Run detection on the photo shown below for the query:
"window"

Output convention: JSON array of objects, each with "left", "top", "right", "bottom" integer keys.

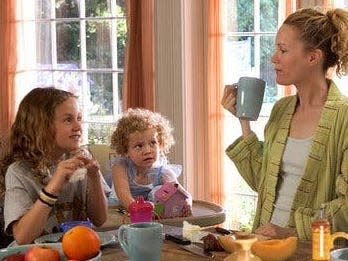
[
  {"left": 16, "top": 0, "right": 127, "bottom": 144},
  {"left": 222, "top": 0, "right": 348, "bottom": 230},
  {"left": 222, "top": 0, "right": 279, "bottom": 230}
]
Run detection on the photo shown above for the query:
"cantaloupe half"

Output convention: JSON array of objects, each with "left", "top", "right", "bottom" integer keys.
[
  {"left": 251, "top": 236, "right": 298, "bottom": 261},
  {"left": 218, "top": 235, "right": 241, "bottom": 253}
]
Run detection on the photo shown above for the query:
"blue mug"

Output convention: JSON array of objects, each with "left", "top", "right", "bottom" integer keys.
[{"left": 118, "top": 222, "right": 163, "bottom": 261}]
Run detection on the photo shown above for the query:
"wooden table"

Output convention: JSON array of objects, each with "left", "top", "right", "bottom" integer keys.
[
  {"left": 100, "top": 239, "right": 312, "bottom": 261},
  {"left": 99, "top": 227, "right": 312, "bottom": 261}
]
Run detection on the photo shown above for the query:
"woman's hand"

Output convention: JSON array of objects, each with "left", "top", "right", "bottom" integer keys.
[
  {"left": 221, "top": 84, "right": 252, "bottom": 138},
  {"left": 255, "top": 223, "right": 297, "bottom": 239},
  {"left": 221, "top": 84, "right": 238, "bottom": 116}
]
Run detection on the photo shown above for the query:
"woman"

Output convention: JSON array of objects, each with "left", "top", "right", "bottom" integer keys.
[{"left": 221, "top": 8, "right": 348, "bottom": 240}]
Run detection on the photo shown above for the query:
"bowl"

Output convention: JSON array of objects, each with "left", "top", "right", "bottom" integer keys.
[
  {"left": 330, "top": 247, "right": 348, "bottom": 261},
  {"left": 0, "top": 243, "right": 101, "bottom": 260}
]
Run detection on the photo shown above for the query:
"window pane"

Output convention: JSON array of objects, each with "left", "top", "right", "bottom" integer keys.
[
  {"left": 55, "top": 70, "right": 84, "bottom": 95},
  {"left": 36, "top": 22, "right": 52, "bottom": 65},
  {"left": 225, "top": 0, "right": 254, "bottom": 32},
  {"left": 88, "top": 123, "right": 114, "bottom": 144},
  {"left": 260, "top": 0, "right": 278, "bottom": 32},
  {"left": 36, "top": 0, "right": 52, "bottom": 19},
  {"left": 260, "top": 35, "right": 277, "bottom": 103},
  {"left": 56, "top": 22, "right": 81, "bottom": 66},
  {"left": 36, "top": 69, "right": 83, "bottom": 96},
  {"left": 88, "top": 73, "right": 113, "bottom": 116},
  {"left": 37, "top": 70, "right": 53, "bottom": 87},
  {"left": 116, "top": 0, "right": 126, "bottom": 11},
  {"left": 86, "top": 21, "right": 112, "bottom": 69},
  {"left": 86, "top": 0, "right": 111, "bottom": 17},
  {"left": 224, "top": 36, "right": 254, "bottom": 83},
  {"left": 56, "top": 0, "right": 79, "bottom": 18},
  {"left": 117, "top": 19, "right": 127, "bottom": 69},
  {"left": 118, "top": 73, "right": 124, "bottom": 102}
]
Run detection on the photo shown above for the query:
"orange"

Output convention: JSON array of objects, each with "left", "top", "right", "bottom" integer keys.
[{"left": 62, "top": 225, "right": 101, "bottom": 260}]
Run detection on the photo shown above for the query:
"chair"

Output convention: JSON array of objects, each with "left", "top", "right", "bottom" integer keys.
[
  {"left": 0, "top": 137, "right": 14, "bottom": 247},
  {"left": 87, "top": 144, "right": 118, "bottom": 188}
]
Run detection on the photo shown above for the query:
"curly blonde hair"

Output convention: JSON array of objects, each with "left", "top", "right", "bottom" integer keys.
[
  {"left": 284, "top": 8, "right": 348, "bottom": 77},
  {"left": 111, "top": 108, "right": 175, "bottom": 155}
]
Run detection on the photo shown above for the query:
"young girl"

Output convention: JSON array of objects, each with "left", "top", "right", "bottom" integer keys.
[
  {"left": 0, "top": 87, "right": 108, "bottom": 245},
  {"left": 110, "top": 108, "right": 192, "bottom": 217}
]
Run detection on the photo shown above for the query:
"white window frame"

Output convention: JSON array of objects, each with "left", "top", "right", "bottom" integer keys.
[{"left": 16, "top": 0, "right": 126, "bottom": 144}]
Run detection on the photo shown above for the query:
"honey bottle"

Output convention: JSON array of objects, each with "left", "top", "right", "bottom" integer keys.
[{"left": 312, "top": 204, "right": 331, "bottom": 261}]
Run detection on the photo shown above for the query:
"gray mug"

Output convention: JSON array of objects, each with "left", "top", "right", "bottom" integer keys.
[
  {"left": 331, "top": 248, "right": 348, "bottom": 261},
  {"left": 118, "top": 222, "right": 163, "bottom": 261},
  {"left": 236, "top": 76, "right": 266, "bottom": 121}
]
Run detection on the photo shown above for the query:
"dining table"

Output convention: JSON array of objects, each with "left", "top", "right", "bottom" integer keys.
[{"left": 99, "top": 226, "right": 312, "bottom": 261}]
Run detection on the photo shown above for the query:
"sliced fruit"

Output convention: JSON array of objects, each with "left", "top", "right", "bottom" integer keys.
[{"left": 251, "top": 236, "right": 298, "bottom": 261}]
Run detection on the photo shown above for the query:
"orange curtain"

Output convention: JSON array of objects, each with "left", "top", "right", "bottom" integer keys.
[
  {"left": 0, "top": 0, "right": 17, "bottom": 139},
  {"left": 297, "top": 0, "right": 333, "bottom": 8},
  {"left": 123, "top": 0, "right": 155, "bottom": 111},
  {"left": 206, "top": 0, "right": 224, "bottom": 204}
]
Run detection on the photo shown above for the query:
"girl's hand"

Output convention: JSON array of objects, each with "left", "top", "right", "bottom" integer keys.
[
  {"left": 255, "top": 223, "right": 297, "bottom": 239},
  {"left": 221, "top": 84, "right": 238, "bottom": 116},
  {"left": 45, "top": 156, "right": 85, "bottom": 195},
  {"left": 72, "top": 148, "right": 101, "bottom": 179},
  {"left": 79, "top": 155, "right": 101, "bottom": 179}
]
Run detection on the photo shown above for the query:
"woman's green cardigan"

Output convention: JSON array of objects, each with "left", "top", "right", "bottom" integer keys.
[{"left": 226, "top": 81, "right": 348, "bottom": 240}]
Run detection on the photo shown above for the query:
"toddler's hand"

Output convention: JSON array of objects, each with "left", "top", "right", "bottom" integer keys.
[{"left": 182, "top": 203, "right": 193, "bottom": 217}]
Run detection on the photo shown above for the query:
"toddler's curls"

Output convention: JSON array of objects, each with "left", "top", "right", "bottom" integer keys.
[{"left": 111, "top": 108, "right": 174, "bottom": 155}]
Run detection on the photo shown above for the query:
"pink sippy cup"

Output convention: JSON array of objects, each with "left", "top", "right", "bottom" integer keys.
[{"left": 128, "top": 196, "right": 154, "bottom": 223}]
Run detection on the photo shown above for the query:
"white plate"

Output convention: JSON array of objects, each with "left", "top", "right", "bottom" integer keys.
[{"left": 34, "top": 231, "right": 117, "bottom": 246}]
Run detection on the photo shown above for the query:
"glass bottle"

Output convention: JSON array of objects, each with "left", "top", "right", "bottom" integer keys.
[{"left": 312, "top": 204, "right": 331, "bottom": 261}]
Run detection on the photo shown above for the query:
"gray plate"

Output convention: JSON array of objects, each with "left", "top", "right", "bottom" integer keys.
[{"left": 34, "top": 231, "right": 117, "bottom": 246}]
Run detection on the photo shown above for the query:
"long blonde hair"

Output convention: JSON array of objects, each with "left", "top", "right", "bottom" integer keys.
[{"left": 0, "top": 87, "right": 77, "bottom": 200}]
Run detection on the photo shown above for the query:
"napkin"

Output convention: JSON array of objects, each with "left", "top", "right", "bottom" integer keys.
[{"left": 69, "top": 168, "right": 87, "bottom": 183}]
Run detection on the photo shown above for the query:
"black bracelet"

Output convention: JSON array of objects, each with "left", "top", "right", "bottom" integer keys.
[
  {"left": 41, "top": 188, "right": 58, "bottom": 199},
  {"left": 38, "top": 196, "right": 53, "bottom": 208}
]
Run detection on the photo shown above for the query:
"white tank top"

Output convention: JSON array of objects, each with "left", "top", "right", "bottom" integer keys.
[{"left": 270, "top": 136, "right": 312, "bottom": 227}]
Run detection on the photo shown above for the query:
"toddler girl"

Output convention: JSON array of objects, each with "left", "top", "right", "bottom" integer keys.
[{"left": 110, "top": 108, "right": 192, "bottom": 217}]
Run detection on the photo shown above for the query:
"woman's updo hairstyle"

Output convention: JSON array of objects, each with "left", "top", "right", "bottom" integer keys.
[{"left": 284, "top": 8, "right": 348, "bottom": 77}]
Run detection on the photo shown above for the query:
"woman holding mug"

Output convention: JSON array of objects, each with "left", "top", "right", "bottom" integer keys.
[{"left": 221, "top": 7, "right": 348, "bottom": 240}]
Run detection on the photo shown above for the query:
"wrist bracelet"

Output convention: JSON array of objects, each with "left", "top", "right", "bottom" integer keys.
[
  {"left": 38, "top": 196, "right": 54, "bottom": 208},
  {"left": 41, "top": 188, "right": 58, "bottom": 199},
  {"left": 39, "top": 189, "right": 58, "bottom": 205}
]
